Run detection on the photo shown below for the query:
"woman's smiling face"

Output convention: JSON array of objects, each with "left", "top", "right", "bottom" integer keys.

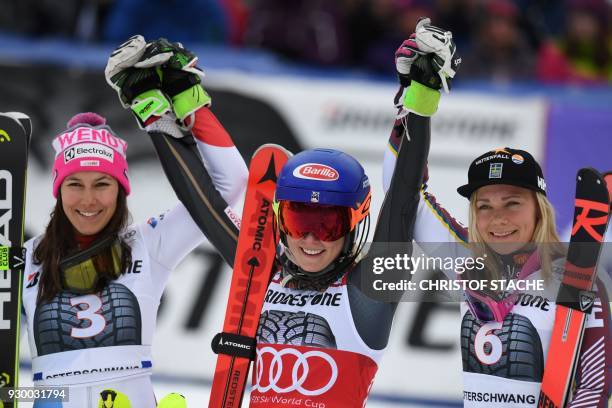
[
  {"left": 61, "top": 172, "right": 119, "bottom": 236},
  {"left": 474, "top": 184, "right": 537, "bottom": 254}
]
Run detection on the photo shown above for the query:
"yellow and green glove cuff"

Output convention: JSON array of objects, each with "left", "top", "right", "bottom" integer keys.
[
  {"left": 171, "top": 84, "right": 212, "bottom": 122},
  {"left": 403, "top": 81, "right": 441, "bottom": 117},
  {"left": 130, "top": 89, "right": 171, "bottom": 128}
]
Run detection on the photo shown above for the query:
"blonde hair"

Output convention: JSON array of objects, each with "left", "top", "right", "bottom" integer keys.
[{"left": 467, "top": 189, "right": 565, "bottom": 283}]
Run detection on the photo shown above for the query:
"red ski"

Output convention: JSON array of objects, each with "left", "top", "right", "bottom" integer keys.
[
  {"left": 209, "top": 144, "right": 290, "bottom": 408},
  {"left": 539, "top": 168, "right": 610, "bottom": 408}
]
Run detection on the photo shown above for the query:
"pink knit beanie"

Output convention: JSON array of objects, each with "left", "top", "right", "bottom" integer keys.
[{"left": 51, "top": 112, "right": 130, "bottom": 197}]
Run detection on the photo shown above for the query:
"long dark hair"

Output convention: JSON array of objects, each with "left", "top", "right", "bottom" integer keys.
[{"left": 33, "top": 188, "right": 132, "bottom": 304}]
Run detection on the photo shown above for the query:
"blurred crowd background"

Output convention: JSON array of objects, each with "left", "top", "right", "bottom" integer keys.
[{"left": 1, "top": 0, "right": 611, "bottom": 86}]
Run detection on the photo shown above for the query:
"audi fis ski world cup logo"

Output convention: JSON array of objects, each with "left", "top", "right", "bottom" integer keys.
[
  {"left": 0, "top": 129, "right": 10, "bottom": 143},
  {"left": 253, "top": 347, "right": 338, "bottom": 396},
  {"left": 0, "top": 170, "right": 12, "bottom": 331},
  {"left": 293, "top": 163, "right": 339, "bottom": 181},
  {"left": 63, "top": 143, "right": 114, "bottom": 164}
]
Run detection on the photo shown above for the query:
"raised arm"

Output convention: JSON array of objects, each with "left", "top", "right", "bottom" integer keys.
[
  {"left": 105, "top": 36, "right": 248, "bottom": 266},
  {"left": 381, "top": 21, "right": 469, "bottom": 266},
  {"left": 385, "top": 130, "right": 468, "bottom": 245},
  {"left": 373, "top": 18, "right": 463, "bottom": 254},
  {"left": 348, "top": 19, "right": 462, "bottom": 348}
]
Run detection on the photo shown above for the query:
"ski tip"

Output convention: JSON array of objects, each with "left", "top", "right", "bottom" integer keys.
[
  {"left": 0, "top": 112, "right": 32, "bottom": 140},
  {"left": 576, "top": 167, "right": 610, "bottom": 207},
  {"left": 253, "top": 143, "right": 293, "bottom": 159},
  {"left": 575, "top": 168, "right": 609, "bottom": 203},
  {"left": 576, "top": 168, "right": 602, "bottom": 183}
]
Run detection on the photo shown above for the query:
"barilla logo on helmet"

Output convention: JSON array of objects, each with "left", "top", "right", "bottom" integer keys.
[{"left": 293, "top": 163, "right": 339, "bottom": 181}]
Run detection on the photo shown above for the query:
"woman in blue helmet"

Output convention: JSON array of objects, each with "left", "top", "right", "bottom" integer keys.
[
  {"left": 273, "top": 149, "right": 371, "bottom": 289},
  {"left": 105, "top": 27, "right": 453, "bottom": 407}
]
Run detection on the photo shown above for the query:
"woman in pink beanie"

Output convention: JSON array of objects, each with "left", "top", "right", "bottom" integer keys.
[{"left": 21, "top": 72, "right": 248, "bottom": 407}]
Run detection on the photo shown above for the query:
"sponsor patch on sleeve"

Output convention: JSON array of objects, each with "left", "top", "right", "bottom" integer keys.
[{"left": 224, "top": 206, "right": 241, "bottom": 229}]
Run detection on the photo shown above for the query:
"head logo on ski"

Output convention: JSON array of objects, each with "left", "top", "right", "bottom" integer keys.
[
  {"left": 0, "top": 130, "right": 10, "bottom": 143},
  {"left": 0, "top": 113, "right": 29, "bottom": 408}
]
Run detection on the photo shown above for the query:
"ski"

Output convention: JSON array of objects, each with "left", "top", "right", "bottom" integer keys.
[
  {"left": 0, "top": 113, "right": 30, "bottom": 408},
  {"left": 538, "top": 168, "right": 610, "bottom": 408},
  {"left": 209, "top": 144, "right": 290, "bottom": 408}
]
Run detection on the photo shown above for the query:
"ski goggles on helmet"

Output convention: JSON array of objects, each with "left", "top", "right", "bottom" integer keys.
[
  {"left": 59, "top": 235, "right": 122, "bottom": 293},
  {"left": 277, "top": 201, "right": 352, "bottom": 242},
  {"left": 465, "top": 289, "right": 518, "bottom": 323}
]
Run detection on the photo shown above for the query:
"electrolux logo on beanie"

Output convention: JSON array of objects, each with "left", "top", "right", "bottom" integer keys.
[
  {"left": 63, "top": 143, "right": 115, "bottom": 164},
  {"left": 457, "top": 147, "right": 546, "bottom": 199},
  {"left": 64, "top": 147, "right": 76, "bottom": 162}
]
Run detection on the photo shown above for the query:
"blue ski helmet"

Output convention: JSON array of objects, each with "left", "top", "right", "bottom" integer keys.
[
  {"left": 275, "top": 148, "right": 370, "bottom": 213},
  {"left": 274, "top": 148, "right": 371, "bottom": 289}
]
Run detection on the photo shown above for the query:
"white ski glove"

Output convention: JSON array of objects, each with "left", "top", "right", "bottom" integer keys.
[
  {"left": 414, "top": 17, "right": 460, "bottom": 93},
  {"left": 105, "top": 35, "right": 173, "bottom": 128},
  {"left": 104, "top": 35, "right": 149, "bottom": 107}
]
